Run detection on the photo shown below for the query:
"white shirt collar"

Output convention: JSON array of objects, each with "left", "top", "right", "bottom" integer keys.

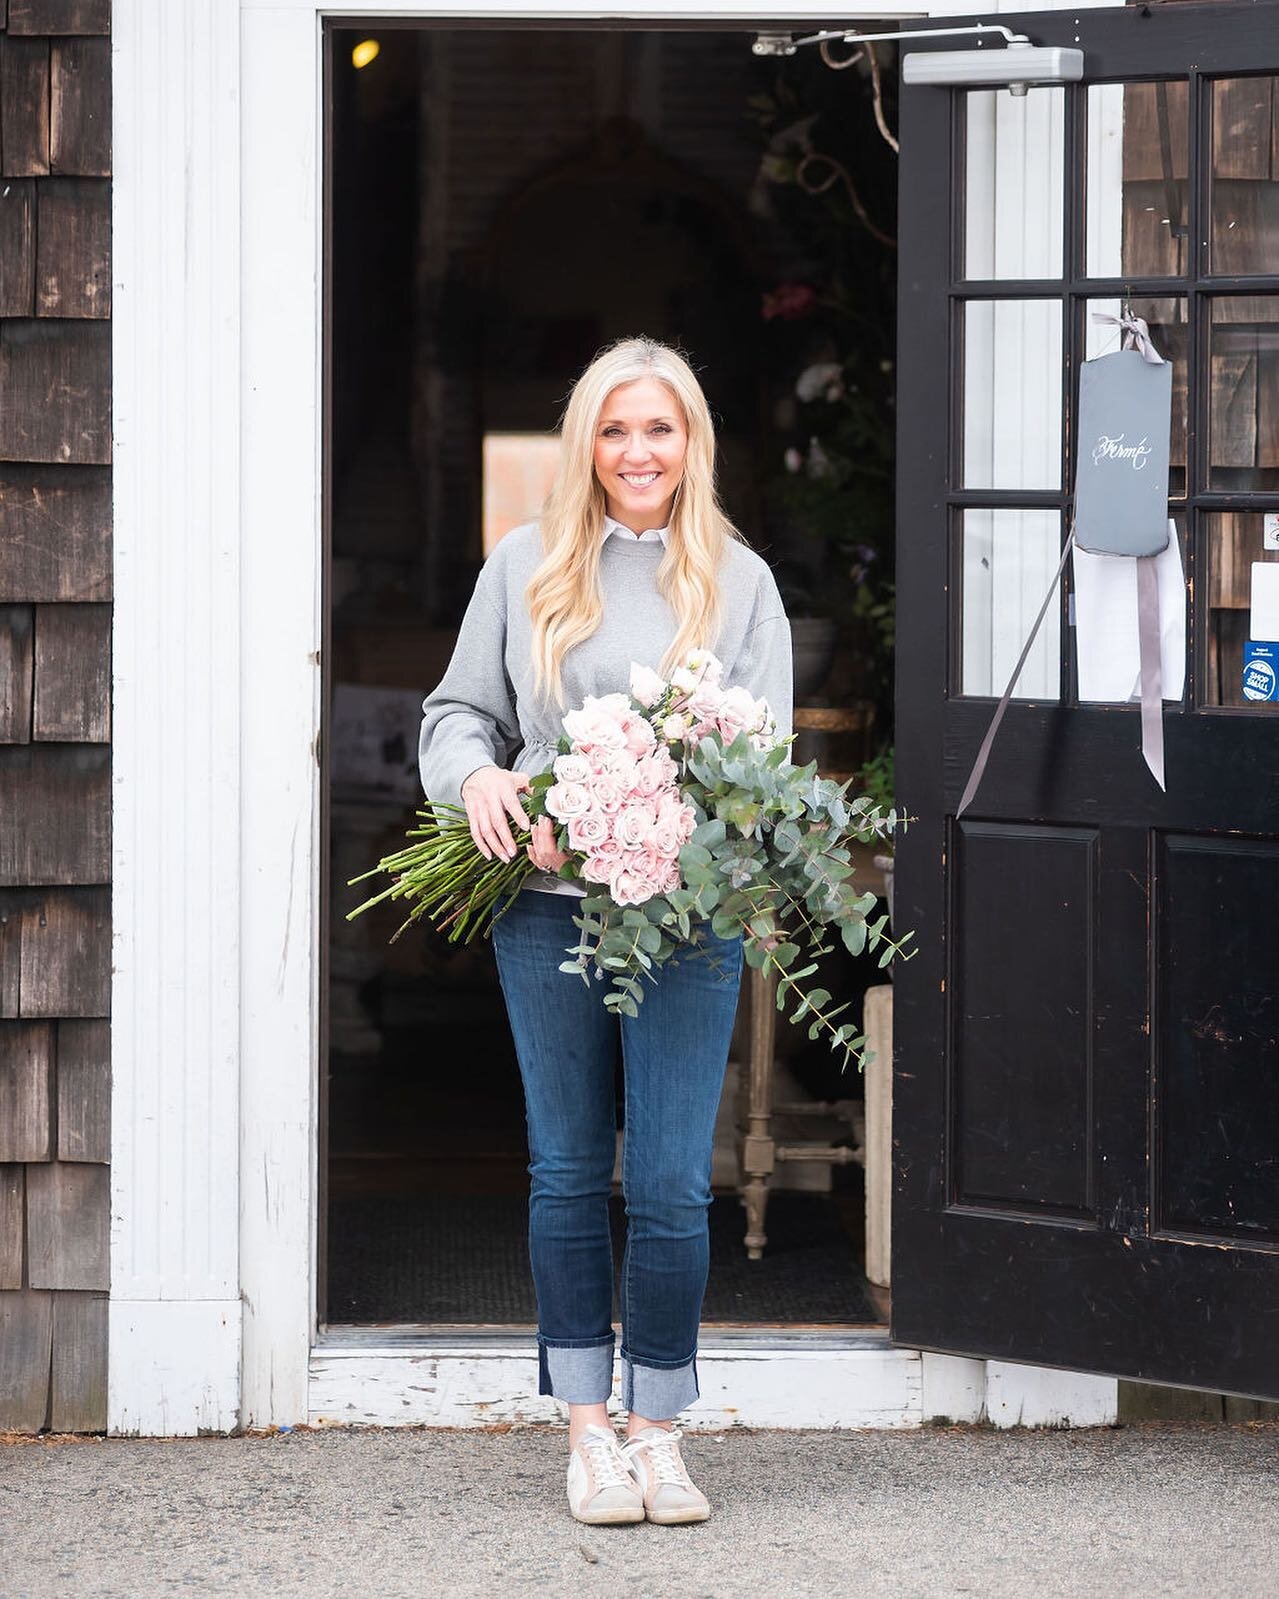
[{"left": 603, "top": 511, "right": 669, "bottom": 547}]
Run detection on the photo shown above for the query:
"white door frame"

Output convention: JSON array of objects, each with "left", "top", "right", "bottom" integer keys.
[{"left": 109, "top": 0, "right": 1119, "bottom": 1436}]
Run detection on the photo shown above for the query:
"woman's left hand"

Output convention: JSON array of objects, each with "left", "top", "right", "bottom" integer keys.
[{"left": 526, "top": 816, "right": 571, "bottom": 874}]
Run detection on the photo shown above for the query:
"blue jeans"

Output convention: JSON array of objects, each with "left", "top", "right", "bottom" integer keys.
[{"left": 490, "top": 887, "right": 744, "bottom": 1419}]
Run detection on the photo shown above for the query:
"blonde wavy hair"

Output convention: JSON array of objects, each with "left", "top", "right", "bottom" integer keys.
[{"left": 526, "top": 336, "right": 743, "bottom": 706}]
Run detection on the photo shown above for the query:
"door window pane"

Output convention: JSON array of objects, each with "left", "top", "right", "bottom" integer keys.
[
  {"left": 965, "top": 87, "right": 1064, "bottom": 280},
  {"left": 962, "top": 300, "right": 1062, "bottom": 489},
  {"left": 1086, "top": 82, "right": 1189, "bottom": 279},
  {"left": 1209, "top": 297, "right": 1279, "bottom": 491},
  {"left": 1085, "top": 297, "right": 1188, "bottom": 498},
  {"left": 961, "top": 509, "right": 1062, "bottom": 701},
  {"left": 1204, "top": 512, "right": 1279, "bottom": 708},
  {"left": 1210, "top": 77, "right": 1279, "bottom": 276}
]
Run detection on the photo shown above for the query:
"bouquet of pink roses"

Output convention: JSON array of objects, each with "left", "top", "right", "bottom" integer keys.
[
  {"left": 348, "top": 650, "right": 909, "bottom": 1070},
  {"left": 543, "top": 651, "right": 776, "bottom": 905}
]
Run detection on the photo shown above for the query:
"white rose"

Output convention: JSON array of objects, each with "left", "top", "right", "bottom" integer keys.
[{"left": 629, "top": 662, "right": 667, "bottom": 708}]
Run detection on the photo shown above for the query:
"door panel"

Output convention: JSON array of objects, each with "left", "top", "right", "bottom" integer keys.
[
  {"left": 1158, "top": 836, "right": 1279, "bottom": 1241},
  {"left": 954, "top": 823, "right": 1096, "bottom": 1216},
  {"left": 895, "top": 2, "right": 1279, "bottom": 1399}
]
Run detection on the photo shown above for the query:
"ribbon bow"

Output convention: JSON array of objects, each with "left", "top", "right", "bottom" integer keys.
[{"left": 1090, "top": 310, "right": 1166, "bottom": 366}]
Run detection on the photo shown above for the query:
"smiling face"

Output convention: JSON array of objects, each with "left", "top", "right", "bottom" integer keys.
[{"left": 592, "top": 377, "right": 688, "bottom": 533}]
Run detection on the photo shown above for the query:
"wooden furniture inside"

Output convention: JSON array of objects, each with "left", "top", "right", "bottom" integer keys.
[{"left": 734, "top": 701, "right": 888, "bottom": 1267}]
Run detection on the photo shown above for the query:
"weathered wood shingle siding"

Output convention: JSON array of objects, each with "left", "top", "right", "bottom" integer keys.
[{"left": 0, "top": 0, "right": 111, "bottom": 1435}]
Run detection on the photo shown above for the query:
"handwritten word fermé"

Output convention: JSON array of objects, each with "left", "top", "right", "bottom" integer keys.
[{"left": 1091, "top": 433, "right": 1154, "bottom": 471}]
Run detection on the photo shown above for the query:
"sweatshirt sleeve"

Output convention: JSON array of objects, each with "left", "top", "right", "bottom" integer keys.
[
  {"left": 733, "top": 567, "right": 793, "bottom": 742},
  {"left": 418, "top": 562, "right": 522, "bottom": 814}
]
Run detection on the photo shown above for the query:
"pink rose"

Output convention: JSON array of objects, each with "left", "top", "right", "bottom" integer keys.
[
  {"left": 588, "top": 775, "right": 626, "bottom": 814},
  {"left": 590, "top": 747, "right": 636, "bottom": 783},
  {"left": 615, "top": 800, "right": 659, "bottom": 850},
  {"left": 610, "top": 862, "right": 658, "bottom": 906},
  {"left": 581, "top": 838, "right": 624, "bottom": 884},
  {"left": 686, "top": 683, "right": 724, "bottom": 725},
  {"left": 618, "top": 710, "right": 658, "bottom": 760},
  {"left": 567, "top": 809, "right": 610, "bottom": 851},
  {"left": 655, "top": 857, "right": 681, "bottom": 893},
  {"left": 652, "top": 817, "right": 681, "bottom": 857},
  {"left": 563, "top": 694, "right": 630, "bottom": 751},
  {"left": 633, "top": 753, "right": 674, "bottom": 798},
  {"left": 636, "top": 844, "right": 673, "bottom": 880},
  {"left": 716, "top": 684, "right": 764, "bottom": 743},
  {"left": 654, "top": 787, "right": 684, "bottom": 821},
  {"left": 553, "top": 753, "right": 591, "bottom": 784},
  {"left": 660, "top": 712, "right": 691, "bottom": 743},
  {"left": 545, "top": 781, "right": 590, "bottom": 821}
]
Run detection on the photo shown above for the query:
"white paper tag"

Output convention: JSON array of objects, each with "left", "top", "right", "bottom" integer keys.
[
  {"left": 1250, "top": 562, "right": 1279, "bottom": 643},
  {"left": 1265, "top": 513, "right": 1279, "bottom": 552},
  {"left": 1073, "top": 521, "right": 1186, "bottom": 703}
]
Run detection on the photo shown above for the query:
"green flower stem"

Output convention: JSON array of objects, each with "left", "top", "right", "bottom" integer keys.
[
  {"left": 755, "top": 942, "right": 858, "bottom": 1068},
  {"left": 346, "top": 812, "right": 550, "bottom": 945}
]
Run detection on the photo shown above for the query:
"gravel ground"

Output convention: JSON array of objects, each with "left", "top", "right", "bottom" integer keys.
[{"left": 3, "top": 1421, "right": 1278, "bottom": 1599}]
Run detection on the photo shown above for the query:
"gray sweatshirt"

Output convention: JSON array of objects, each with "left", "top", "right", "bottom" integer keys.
[{"left": 418, "top": 519, "right": 793, "bottom": 887}]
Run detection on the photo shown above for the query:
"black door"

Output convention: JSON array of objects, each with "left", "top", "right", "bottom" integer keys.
[{"left": 895, "top": 2, "right": 1279, "bottom": 1398}]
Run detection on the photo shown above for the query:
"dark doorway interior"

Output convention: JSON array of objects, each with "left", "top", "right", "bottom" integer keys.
[{"left": 324, "top": 23, "right": 898, "bottom": 1328}]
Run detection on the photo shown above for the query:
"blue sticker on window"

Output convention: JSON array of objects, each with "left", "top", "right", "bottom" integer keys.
[{"left": 1242, "top": 640, "right": 1278, "bottom": 703}]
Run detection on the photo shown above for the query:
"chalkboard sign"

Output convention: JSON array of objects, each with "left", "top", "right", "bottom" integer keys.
[{"left": 1074, "top": 348, "right": 1172, "bottom": 559}]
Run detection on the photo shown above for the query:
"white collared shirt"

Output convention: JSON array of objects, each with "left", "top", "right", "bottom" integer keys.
[{"left": 602, "top": 511, "right": 670, "bottom": 547}]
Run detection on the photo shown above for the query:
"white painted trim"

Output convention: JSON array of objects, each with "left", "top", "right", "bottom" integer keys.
[
  {"left": 307, "top": 1336, "right": 1119, "bottom": 1429},
  {"left": 109, "top": 0, "right": 245, "bottom": 1436},
  {"left": 310, "top": 1331, "right": 925, "bottom": 1430},
  {"left": 108, "top": 1302, "right": 242, "bottom": 1437},
  {"left": 920, "top": 1352, "right": 987, "bottom": 1424},
  {"left": 985, "top": 1362, "right": 1118, "bottom": 1428},
  {"left": 237, "top": 0, "right": 327, "bottom": 1435}
]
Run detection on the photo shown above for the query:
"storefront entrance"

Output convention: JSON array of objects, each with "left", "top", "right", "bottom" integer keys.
[
  {"left": 105, "top": 0, "right": 1279, "bottom": 1434},
  {"left": 321, "top": 22, "right": 898, "bottom": 1338}
]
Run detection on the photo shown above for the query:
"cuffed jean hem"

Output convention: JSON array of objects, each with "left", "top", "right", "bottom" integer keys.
[
  {"left": 621, "top": 1350, "right": 699, "bottom": 1420},
  {"left": 539, "top": 1335, "right": 616, "bottom": 1404}
]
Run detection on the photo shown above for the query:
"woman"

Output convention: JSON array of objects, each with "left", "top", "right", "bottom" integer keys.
[{"left": 418, "top": 336, "right": 792, "bottom": 1525}]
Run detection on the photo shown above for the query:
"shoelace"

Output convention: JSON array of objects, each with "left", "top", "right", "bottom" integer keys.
[
  {"left": 622, "top": 1426, "right": 688, "bottom": 1486},
  {"left": 579, "top": 1426, "right": 631, "bottom": 1490}
]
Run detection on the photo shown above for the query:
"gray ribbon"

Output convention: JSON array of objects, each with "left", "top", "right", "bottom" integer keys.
[
  {"left": 956, "top": 535, "right": 1075, "bottom": 819},
  {"left": 957, "top": 530, "right": 1168, "bottom": 817},
  {"left": 1136, "top": 551, "right": 1166, "bottom": 790},
  {"left": 1089, "top": 310, "right": 1167, "bottom": 367}
]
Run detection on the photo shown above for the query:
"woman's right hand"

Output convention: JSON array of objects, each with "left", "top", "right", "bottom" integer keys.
[{"left": 459, "top": 766, "right": 533, "bottom": 863}]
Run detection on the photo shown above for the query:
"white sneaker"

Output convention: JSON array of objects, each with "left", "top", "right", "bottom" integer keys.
[
  {"left": 622, "top": 1426, "right": 711, "bottom": 1524},
  {"left": 566, "top": 1424, "right": 645, "bottom": 1525}
]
